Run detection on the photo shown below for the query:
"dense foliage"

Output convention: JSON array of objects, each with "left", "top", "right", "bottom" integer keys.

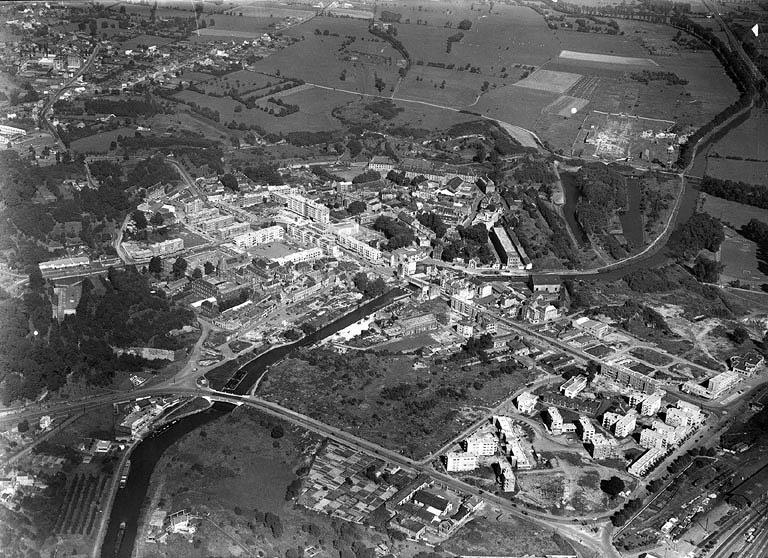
[
  {"left": 372, "top": 216, "right": 416, "bottom": 250},
  {"left": 0, "top": 267, "right": 195, "bottom": 404},
  {"left": 574, "top": 164, "right": 627, "bottom": 235},
  {"left": 667, "top": 212, "right": 724, "bottom": 259},
  {"left": 698, "top": 176, "right": 768, "bottom": 209},
  {"left": 416, "top": 212, "right": 447, "bottom": 238}
]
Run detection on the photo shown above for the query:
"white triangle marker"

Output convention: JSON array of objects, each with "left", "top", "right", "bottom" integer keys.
[{"left": 752, "top": 24, "right": 759, "bottom": 37}]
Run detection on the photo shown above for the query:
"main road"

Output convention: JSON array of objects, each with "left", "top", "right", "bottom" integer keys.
[{"left": 39, "top": 44, "right": 101, "bottom": 148}]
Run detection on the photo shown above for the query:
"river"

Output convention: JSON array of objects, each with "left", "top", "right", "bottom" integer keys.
[
  {"left": 100, "top": 403, "right": 233, "bottom": 558},
  {"left": 99, "top": 287, "right": 408, "bottom": 558}
]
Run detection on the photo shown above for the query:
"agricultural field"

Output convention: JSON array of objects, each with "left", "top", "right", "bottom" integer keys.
[
  {"left": 717, "top": 227, "right": 768, "bottom": 288},
  {"left": 256, "top": 15, "right": 401, "bottom": 94},
  {"left": 700, "top": 193, "right": 768, "bottom": 230},
  {"left": 705, "top": 158, "right": 768, "bottom": 186},
  {"left": 70, "top": 127, "right": 136, "bottom": 154},
  {"left": 256, "top": 347, "right": 536, "bottom": 459}
]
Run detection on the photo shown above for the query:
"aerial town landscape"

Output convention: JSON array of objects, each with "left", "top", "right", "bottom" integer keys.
[{"left": 0, "top": 0, "right": 767, "bottom": 557}]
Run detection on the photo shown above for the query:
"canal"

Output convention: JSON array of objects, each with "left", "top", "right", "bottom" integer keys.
[
  {"left": 99, "top": 287, "right": 408, "bottom": 557},
  {"left": 100, "top": 403, "right": 233, "bottom": 558}
]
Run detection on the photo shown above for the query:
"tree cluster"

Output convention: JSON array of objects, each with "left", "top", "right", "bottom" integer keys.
[
  {"left": 372, "top": 216, "right": 416, "bottom": 250},
  {"left": 699, "top": 176, "right": 768, "bottom": 209},
  {"left": 667, "top": 212, "right": 724, "bottom": 260},
  {"left": 352, "top": 272, "right": 387, "bottom": 298},
  {"left": 574, "top": 164, "right": 627, "bottom": 235}
]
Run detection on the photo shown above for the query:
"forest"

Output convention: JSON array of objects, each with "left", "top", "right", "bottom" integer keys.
[{"left": 0, "top": 267, "right": 195, "bottom": 404}]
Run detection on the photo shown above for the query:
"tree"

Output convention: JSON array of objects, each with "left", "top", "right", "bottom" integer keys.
[
  {"left": 27, "top": 265, "right": 44, "bottom": 292},
  {"left": 600, "top": 476, "right": 625, "bottom": 497},
  {"left": 353, "top": 272, "right": 369, "bottom": 293},
  {"left": 149, "top": 212, "right": 164, "bottom": 229},
  {"left": 692, "top": 255, "right": 723, "bottom": 283},
  {"left": 172, "top": 257, "right": 188, "bottom": 279},
  {"left": 347, "top": 200, "right": 366, "bottom": 215},
  {"left": 731, "top": 326, "right": 750, "bottom": 345},
  {"left": 132, "top": 210, "right": 147, "bottom": 230},
  {"left": 191, "top": 267, "right": 203, "bottom": 279},
  {"left": 457, "top": 19, "right": 472, "bottom": 30},
  {"left": 148, "top": 256, "right": 163, "bottom": 275},
  {"left": 17, "top": 419, "right": 29, "bottom": 433},
  {"left": 204, "top": 261, "right": 215, "bottom": 275},
  {"left": 220, "top": 173, "right": 239, "bottom": 192}
]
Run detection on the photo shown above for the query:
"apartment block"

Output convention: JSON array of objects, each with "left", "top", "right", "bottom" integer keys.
[
  {"left": 274, "top": 247, "right": 324, "bottom": 266},
  {"left": 464, "top": 432, "right": 497, "bottom": 456},
  {"left": 498, "top": 461, "right": 516, "bottom": 492},
  {"left": 548, "top": 407, "right": 563, "bottom": 435},
  {"left": 579, "top": 416, "right": 596, "bottom": 443},
  {"left": 665, "top": 401, "right": 704, "bottom": 428},
  {"left": 615, "top": 412, "right": 637, "bottom": 438},
  {"left": 590, "top": 433, "right": 620, "bottom": 460},
  {"left": 281, "top": 194, "right": 330, "bottom": 224},
  {"left": 232, "top": 225, "right": 285, "bottom": 249},
  {"left": 601, "top": 361, "right": 662, "bottom": 394},
  {"left": 216, "top": 222, "right": 251, "bottom": 240},
  {"left": 445, "top": 452, "right": 477, "bottom": 472},
  {"left": 628, "top": 447, "right": 666, "bottom": 477},
  {"left": 334, "top": 231, "right": 383, "bottom": 262},
  {"left": 641, "top": 392, "right": 664, "bottom": 416}
]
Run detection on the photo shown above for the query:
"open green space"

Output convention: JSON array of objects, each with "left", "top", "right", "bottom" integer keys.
[{"left": 257, "top": 347, "right": 536, "bottom": 459}]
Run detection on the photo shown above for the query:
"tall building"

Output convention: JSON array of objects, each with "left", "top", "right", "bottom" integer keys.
[
  {"left": 498, "top": 460, "right": 515, "bottom": 492},
  {"left": 590, "top": 433, "right": 620, "bottom": 460},
  {"left": 615, "top": 412, "right": 637, "bottom": 438},
  {"left": 579, "top": 416, "right": 596, "bottom": 443},
  {"left": 548, "top": 407, "right": 563, "bottom": 435},
  {"left": 641, "top": 392, "right": 664, "bottom": 416},
  {"left": 284, "top": 194, "right": 330, "bottom": 224}
]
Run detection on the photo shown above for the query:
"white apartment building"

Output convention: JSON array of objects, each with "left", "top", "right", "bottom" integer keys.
[
  {"left": 273, "top": 247, "right": 323, "bottom": 266},
  {"left": 464, "top": 432, "right": 498, "bottom": 456},
  {"left": 602, "top": 412, "right": 621, "bottom": 429},
  {"left": 591, "top": 433, "right": 620, "bottom": 460},
  {"left": 232, "top": 225, "right": 284, "bottom": 248},
  {"left": 334, "top": 232, "right": 383, "bottom": 263},
  {"left": 216, "top": 222, "right": 250, "bottom": 240},
  {"left": 641, "top": 392, "right": 664, "bottom": 416},
  {"left": 516, "top": 391, "right": 538, "bottom": 415},
  {"left": 628, "top": 447, "right": 666, "bottom": 477},
  {"left": 548, "top": 407, "right": 563, "bottom": 435},
  {"left": 198, "top": 214, "right": 235, "bottom": 232},
  {"left": 498, "top": 461, "right": 516, "bottom": 492},
  {"left": 279, "top": 193, "right": 330, "bottom": 224},
  {"left": 615, "top": 412, "right": 637, "bottom": 438},
  {"left": 579, "top": 416, "right": 596, "bottom": 443},
  {"left": 666, "top": 401, "right": 704, "bottom": 428},
  {"left": 186, "top": 207, "right": 219, "bottom": 225},
  {"left": 445, "top": 452, "right": 478, "bottom": 472},
  {"left": 561, "top": 375, "right": 588, "bottom": 398}
]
